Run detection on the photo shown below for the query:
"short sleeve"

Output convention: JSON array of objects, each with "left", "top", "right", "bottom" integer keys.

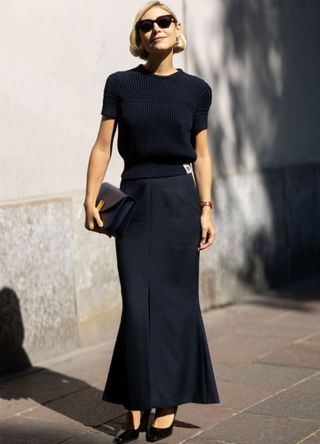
[
  {"left": 101, "top": 73, "right": 118, "bottom": 117},
  {"left": 192, "top": 83, "right": 212, "bottom": 132}
]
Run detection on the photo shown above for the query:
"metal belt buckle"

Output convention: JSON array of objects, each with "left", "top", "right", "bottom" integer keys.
[{"left": 183, "top": 163, "right": 192, "bottom": 174}]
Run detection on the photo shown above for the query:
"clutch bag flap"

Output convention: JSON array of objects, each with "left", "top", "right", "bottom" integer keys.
[
  {"left": 93, "top": 182, "right": 136, "bottom": 238},
  {"left": 95, "top": 182, "right": 133, "bottom": 212}
]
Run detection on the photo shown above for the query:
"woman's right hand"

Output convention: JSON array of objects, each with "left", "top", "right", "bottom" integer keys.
[{"left": 84, "top": 201, "right": 104, "bottom": 231}]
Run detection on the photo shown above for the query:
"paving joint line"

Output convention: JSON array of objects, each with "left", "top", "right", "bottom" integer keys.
[
  {"left": 296, "top": 428, "right": 320, "bottom": 444},
  {"left": 293, "top": 330, "right": 320, "bottom": 344},
  {"left": 234, "top": 369, "right": 320, "bottom": 416},
  {"left": 179, "top": 369, "right": 320, "bottom": 443}
]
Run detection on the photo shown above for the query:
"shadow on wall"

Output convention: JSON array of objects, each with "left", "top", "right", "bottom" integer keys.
[
  {"left": 0, "top": 287, "right": 32, "bottom": 375},
  {"left": 189, "top": 0, "right": 320, "bottom": 293}
]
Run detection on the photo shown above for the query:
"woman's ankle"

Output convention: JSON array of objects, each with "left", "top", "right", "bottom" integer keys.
[
  {"left": 124, "top": 410, "right": 142, "bottom": 430},
  {"left": 152, "top": 407, "right": 175, "bottom": 428}
]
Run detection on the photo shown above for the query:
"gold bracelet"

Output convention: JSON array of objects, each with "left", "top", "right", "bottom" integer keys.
[{"left": 200, "top": 201, "right": 213, "bottom": 209}]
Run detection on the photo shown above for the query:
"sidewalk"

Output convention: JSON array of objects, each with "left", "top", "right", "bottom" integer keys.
[{"left": 0, "top": 275, "right": 319, "bottom": 444}]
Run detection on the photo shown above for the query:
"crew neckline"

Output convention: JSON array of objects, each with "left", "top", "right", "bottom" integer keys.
[{"left": 138, "top": 64, "right": 183, "bottom": 78}]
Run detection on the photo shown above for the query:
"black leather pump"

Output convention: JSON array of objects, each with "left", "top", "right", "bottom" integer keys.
[
  {"left": 146, "top": 406, "right": 178, "bottom": 442},
  {"left": 114, "top": 409, "right": 151, "bottom": 443}
]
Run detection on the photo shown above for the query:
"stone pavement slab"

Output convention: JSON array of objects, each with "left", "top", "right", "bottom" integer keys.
[
  {"left": 256, "top": 341, "right": 320, "bottom": 369},
  {"left": 185, "top": 413, "right": 320, "bottom": 444},
  {"left": 0, "top": 415, "right": 87, "bottom": 444},
  {"left": 245, "top": 372, "right": 320, "bottom": 421},
  {"left": 0, "top": 274, "right": 319, "bottom": 443}
]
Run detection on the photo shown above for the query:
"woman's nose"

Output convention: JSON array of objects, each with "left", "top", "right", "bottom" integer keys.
[{"left": 152, "top": 22, "right": 162, "bottom": 32}]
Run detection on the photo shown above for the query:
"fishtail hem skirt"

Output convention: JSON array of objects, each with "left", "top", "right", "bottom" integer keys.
[{"left": 102, "top": 172, "right": 220, "bottom": 410}]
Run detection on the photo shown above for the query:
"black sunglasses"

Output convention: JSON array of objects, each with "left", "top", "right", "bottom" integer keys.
[{"left": 135, "top": 14, "right": 176, "bottom": 33}]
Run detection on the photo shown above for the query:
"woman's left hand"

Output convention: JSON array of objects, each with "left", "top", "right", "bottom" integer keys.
[{"left": 198, "top": 208, "right": 217, "bottom": 251}]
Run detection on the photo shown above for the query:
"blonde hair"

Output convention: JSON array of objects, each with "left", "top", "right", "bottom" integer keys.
[{"left": 129, "top": 1, "right": 187, "bottom": 60}]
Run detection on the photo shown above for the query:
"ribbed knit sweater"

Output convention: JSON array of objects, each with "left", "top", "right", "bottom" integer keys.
[{"left": 101, "top": 63, "right": 212, "bottom": 179}]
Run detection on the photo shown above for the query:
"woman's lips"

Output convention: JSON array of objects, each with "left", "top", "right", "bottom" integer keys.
[{"left": 152, "top": 37, "right": 165, "bottom": 42}]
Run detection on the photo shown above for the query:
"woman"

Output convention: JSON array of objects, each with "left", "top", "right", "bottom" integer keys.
[{"left": 84, "top": 1, "right": 220, "bottom": 442}]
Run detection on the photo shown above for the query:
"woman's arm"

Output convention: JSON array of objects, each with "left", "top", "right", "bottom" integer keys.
[
  {"left": 83, "top": 116, "right": 117, "bottom": 230},
  {"left": 192, "top": 128, "right": 217, "bottom": 251}
]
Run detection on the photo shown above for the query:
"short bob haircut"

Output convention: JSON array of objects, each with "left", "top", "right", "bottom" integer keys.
[{"left": 129, "top": 1, "right": 187, "bottom": 60}]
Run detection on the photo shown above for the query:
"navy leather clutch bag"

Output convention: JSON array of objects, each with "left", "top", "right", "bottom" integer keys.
[{"left": 92, "top": 182, "right": 136, "bottom": 238}]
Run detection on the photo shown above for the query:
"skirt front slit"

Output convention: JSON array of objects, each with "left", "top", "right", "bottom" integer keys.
[{"left": 102, "top": 173, "right": 220, "bottom": 410}]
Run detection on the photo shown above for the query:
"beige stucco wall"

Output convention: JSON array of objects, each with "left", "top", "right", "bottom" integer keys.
[{"left": 0, "top": 0, "right": 185, "bottom": 201}]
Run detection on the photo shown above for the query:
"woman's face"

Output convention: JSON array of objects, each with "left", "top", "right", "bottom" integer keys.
[{"left": 138, "top": 6, "right": 181, "bottom": 56}]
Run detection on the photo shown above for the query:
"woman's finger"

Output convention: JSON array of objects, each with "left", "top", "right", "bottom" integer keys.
[
  {"left": 207, "top": 230, "right": 214, "bottom": 245},
  {"left": 198, "top": 228, "right": 209, "bottom": 250},
  {"left": 86, "top": 214, "right": 95, "bottom": 230},
  {"left": 201, "top": 228, "right": 208, "bottom": 244},
  {"left": 208, "top": 224, "right": 218, "bottom": 243},
  {"left": 93, "top": 208, "right": 104, "bottom": 228},
  {"left": 84, "top": 207, "right": 101, "bottom": 230}
]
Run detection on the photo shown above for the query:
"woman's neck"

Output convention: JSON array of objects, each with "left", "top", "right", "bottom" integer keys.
[{"left": 143, "top": 57, "right": 176, "bottom": 76}]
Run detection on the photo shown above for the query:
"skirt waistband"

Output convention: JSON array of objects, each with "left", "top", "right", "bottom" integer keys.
[{"left": 121, "top": 161, "right": 193, "bottom": 180}]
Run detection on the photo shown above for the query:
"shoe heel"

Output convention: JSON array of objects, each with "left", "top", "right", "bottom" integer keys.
[
  {"left": 140, "top": 409, "right": 151, "bottom": 432},
  {"left": 114, "top": 409, "right": 151, "bottom": 443}
]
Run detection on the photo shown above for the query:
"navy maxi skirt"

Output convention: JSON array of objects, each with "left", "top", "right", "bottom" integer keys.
[{"left": 102, "top": 171, "right": 220, "bottom": 410}]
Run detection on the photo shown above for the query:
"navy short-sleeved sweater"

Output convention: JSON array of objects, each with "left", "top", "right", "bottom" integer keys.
[{"left": 101, "top": 63, "right": 212, "bottom": 179}]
